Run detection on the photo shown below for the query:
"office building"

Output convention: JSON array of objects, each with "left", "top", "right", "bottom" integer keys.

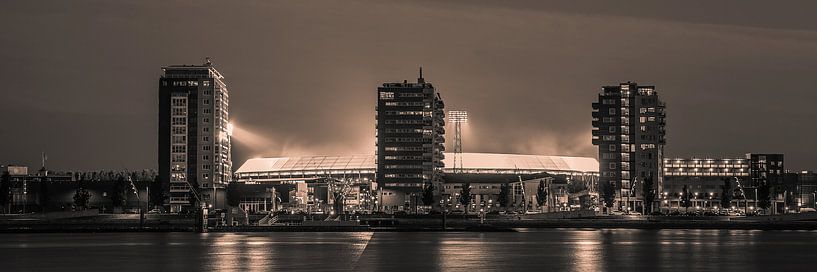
[{"left": 159, "top": 59, "right": 232, "bottom": 212}]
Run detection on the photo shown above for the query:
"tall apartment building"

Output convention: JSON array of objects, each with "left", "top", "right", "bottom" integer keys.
[
  {"left": 375, "top": 69, "right": 445, "bottom": 205},
  {"left": 592, "top": 82, "right": 666, "bottom": 211},
  {"left": 159, "top": 59, "right": 232, "bottom": 212}
]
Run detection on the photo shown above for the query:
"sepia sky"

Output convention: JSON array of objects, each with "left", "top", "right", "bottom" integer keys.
[{"left": 1, "top": 0, "right": 816, "bottom": 171}]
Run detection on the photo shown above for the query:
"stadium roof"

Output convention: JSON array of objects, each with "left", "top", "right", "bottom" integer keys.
[{"left": 236, "top": 152, "right": 598, "bottom": 174}]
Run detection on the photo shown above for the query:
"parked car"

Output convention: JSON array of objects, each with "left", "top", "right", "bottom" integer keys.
[{"left": 799, "top": 208, "right": 816, "bottom": 213}]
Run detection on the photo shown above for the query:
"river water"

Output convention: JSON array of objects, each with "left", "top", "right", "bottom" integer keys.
[{"left": 1, "top": 229, "right": 815, "bottom": 271}]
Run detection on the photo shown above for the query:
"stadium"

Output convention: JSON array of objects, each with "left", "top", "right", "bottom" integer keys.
[{"left": 233, "top": 153, "right": 599, "bottom": 213}]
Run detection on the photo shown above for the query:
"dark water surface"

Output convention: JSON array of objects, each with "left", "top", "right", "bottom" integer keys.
[{"left": 2, "top": 229, "right": 816, "bottom": 271}]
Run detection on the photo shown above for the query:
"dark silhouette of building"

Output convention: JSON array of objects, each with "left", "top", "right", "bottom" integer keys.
[
  {"left": 159, "top": 59, "right": 232, "bottom": 212},
  {"left": 592, "top": 82, "right": 666, "bottom": 212},
  {"left": 375, "top": 68, "right": 445, "bottom": 206}
]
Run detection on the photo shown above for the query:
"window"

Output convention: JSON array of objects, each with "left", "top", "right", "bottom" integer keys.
[
  {"left": 603, "top": 99, "right": 616, "bottom": 105},
  {"left": 379, "top": 92, "right": 395, "bottom": 100},
  {"left": 203, "top": 81, "right": 210, "bottom": 87},
  {"left": 608, "top": 108, "right": 616, "bottom": 115},
  {"left": 609, "top": 163, "right": 617, "bottom": 170},
  {"left": 203, "top": 145, "right": 211, "bottom": 151},
  {"left": 608, "top": 127, "right": 616, "bottom": 133},
  {"left": 603, "top": 135, "right": 616, "bottom": 141},
  {"left": 171, "top": 145, "right": 185, "bottom": 153},
  {"left": 171, "top": 98, "right": 187, "bottom": 107},
  {"left": 203, "top": 99, "right": 210, "bottom": 105},
  {"left": 173, "top": 117, "right": 187, "bottom": 125},
  {"left": 608, "top": 145, "right": 616, "bottom": 151},
  {"left": 171, "top": 154, "right": 185, "bottom": 162},
  {"left": 400, "top": 93, "right": 424, "bottom": 98},
  {"left": 602, "top": 153, "right": 616, "bottom": 159},
  {"left": 172, "top": 136, "right": 186, "bottom": 144}
]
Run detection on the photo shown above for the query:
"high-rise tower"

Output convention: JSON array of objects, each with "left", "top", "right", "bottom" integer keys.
[
  {"left": 375, "top": 68, "right": 445, "bottom": 203},
  {"left": 592, "top": 82, "right": 666, "bottom": 212},
  {"left": 159, "top": 59, "right": 232, "bottom": 212}
]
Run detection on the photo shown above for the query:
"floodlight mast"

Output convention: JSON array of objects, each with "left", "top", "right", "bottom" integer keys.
[{"left": 448, "top": 110, "right": 468, "bottom": 174}]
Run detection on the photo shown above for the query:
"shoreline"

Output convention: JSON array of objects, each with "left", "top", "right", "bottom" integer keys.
[{"left": 3, "top": 216, "right": 817, "bottom": 233}]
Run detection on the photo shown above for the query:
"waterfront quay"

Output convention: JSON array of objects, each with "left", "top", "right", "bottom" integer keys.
[{"left": 4, "top": 211, "right": 817, "bottom": 233}]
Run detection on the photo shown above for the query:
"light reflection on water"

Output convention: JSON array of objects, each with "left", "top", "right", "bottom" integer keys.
[{"left": 1, "top": 229, "right": 816, "bottom": 271}]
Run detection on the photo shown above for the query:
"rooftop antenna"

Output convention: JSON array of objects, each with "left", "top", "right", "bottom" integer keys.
[
  {"left": 418, "top": 66, "right": 425, "bottom": 83},
  {"left": 205, "top": 56, "right": 212, "bottom": 66}
]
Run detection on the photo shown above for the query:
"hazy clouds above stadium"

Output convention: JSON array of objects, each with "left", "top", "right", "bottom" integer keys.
[{"left": 2, "top": 0, "right": 816, "bottom": 170}]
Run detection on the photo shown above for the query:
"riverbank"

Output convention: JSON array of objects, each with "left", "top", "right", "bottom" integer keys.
[{"left": 3, "top": 213, "right": 817, "bottom": 233}]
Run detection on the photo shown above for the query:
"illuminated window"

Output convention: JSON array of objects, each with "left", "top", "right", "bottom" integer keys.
[{"left": 379, "top": 92, "right": 395, "bottom": 100}]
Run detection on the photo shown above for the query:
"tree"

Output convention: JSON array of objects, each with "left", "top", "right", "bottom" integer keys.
[
  {"left": 643, "top": 176, "right": 656, "bottom": 214},
  {"left": 73, "top": 185, "right": 92, "bottom": 210},
  {"left": 0, "top": 171, "right": 10, "bottom": 213},
  {"left": 149, "top": 175, "right": 165, "bottom": 209},
  {"left": 39, "top": 179, "right": 50, "bottom": 212},
  {"left": 681, "top": 185, "right": 692, "bottom": 211},
  {"left": 111, "top": 176, "right": 128, "bottom": 209},
  {"left": 421, "top": 182, "right": 435, "bottom": 206},
  {"left": 226, "top": 182, "right": 241, "bottom": 207},
  {"left": 720, "top": 178, "right": 732, "bottom": 210},
  {"left": 498, "top": 183, "right": 510, "bottom": 209},
  {"left": 600, "top": 181, "right": 615, "bottom": 213},
  {"left": 187, "top": 190, "right": 199, "bottom": 208},
  {"left": 458, "top": 183, "right": 471, "bottom": 214},
  {"left": 757, "top": 181, "right": 771, "bottom": 212},
  {"left": 536, "top": 179, "right": 547, "bottom": 212}
]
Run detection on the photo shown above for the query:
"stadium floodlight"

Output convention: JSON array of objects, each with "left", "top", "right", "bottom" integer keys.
[
  {"left": 226, "top": 122, "right": 234, "bottom": 137},
  {"left": 448, "top": 110, "right": 468, "bottom": 173},
  {"left": 448, "top": 110, "right": 468, "bottom": 124}
]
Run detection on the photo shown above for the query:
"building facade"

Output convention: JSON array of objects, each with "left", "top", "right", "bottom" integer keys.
[
  {"left": 592, "top": 82, "right": 666, "bottom": 212},
  {"left": 662, "top": 154, "right": 796, "bottom": 213},
  {"left": 375, "top": 69, "right": 445, "bottom": 194},
  {"left": 159, "top": 59, "right": 232, "bottom": 212},
  {"left": 663, "top": 157, "right": 749, "bottom": 210}
]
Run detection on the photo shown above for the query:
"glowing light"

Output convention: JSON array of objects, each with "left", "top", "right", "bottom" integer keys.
[
  {"left": 226, "top": 122, "right": 234, "bottom": 136},
  {"left": 448, "top": 110, "right": 468, "bottom": 123}
]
